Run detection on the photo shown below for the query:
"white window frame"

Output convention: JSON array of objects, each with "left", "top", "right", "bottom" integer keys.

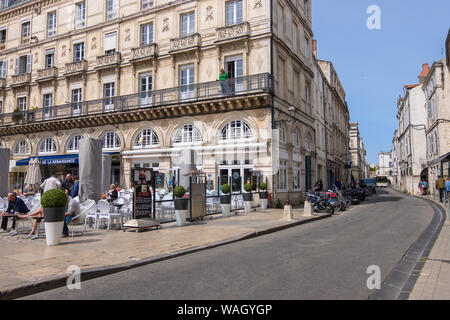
[
  {"left": 141, "top": 0, "right": 154, "bottom": 10},
  {"left": 38, "top": 137, "right": 57, "bottom": 154},
  {"left": 293, "top": 161, "right": 301, "bottom": 190},
  {"left": 45, "top": 48, "right": 55, "bottom": 68},
  {"left": 173, "top": 124, "right": 203, "bottom": 145},
  {"left": 180, "top": 12, "right": 195, "bottom": 37},
  {"left": 140, "top": 22, "right": 154, "bottom": 45},
  {"left": 133, "top": 129, "right": 159, "bottom": 149},
  {"left": 47, "top": 11, "right": 56, "bottom": 37},
  {"left": 14, "top": 140, "right": 29, "bottom": 155},
  {"left": 75, "top": 2, "right": 86, "bottom": 29},
  {"left": 67, "top": 135, "right": 84, "bottom": 153},
  {"left": 104, "top": 32, "right": 117, "bottom": 55},
  {"left": 17, "top": 96, "right": 27, "bottom": 111},
  {"left": 106, "top": 0, "right": 118, "bottom": 20},
  {"left": 219, "top": 120, "right": 253, "bottom": 142},
  {"left": 277, "top": 159, "right": 288, "bottom": 191},
  {"left": 102, "top": 131, "right": 121, "bottom": 150},
  {"left": 73, "top": 42, "right": 85, "bottom": 62},
  {"left": 103, "top": 81, "right": 115, "bottom": 111},
  {"left": 226, "top": 0, "right": 243, "bottom": 26},
  {"left": 21, "top": 19, "right": 30, "bottom": 38},
  {"left": 0, "top": 59, "right": 7, "bottom": 78}
]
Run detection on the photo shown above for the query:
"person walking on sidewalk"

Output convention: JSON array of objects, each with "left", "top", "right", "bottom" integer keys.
[
  {"left": 418, "top": 180, "right": 423, "bottom": 195},
  {"left": 436, "top": 176, "right": 446, "bottom": 203},
  {"left": 445, "top": 177, "right": 450, "bottom": 204},
  {"left": 422, "top": 179, "right": 428, "bottom": 195}
]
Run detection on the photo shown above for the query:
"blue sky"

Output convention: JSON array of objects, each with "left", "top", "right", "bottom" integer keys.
[{"left": 312, "top": 0, "right": 450, "bottom": 164}]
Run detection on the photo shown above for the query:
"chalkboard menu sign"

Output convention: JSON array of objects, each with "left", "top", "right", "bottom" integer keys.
[{"left": 132, "top": 168, "right": 154, "bottom": 219}]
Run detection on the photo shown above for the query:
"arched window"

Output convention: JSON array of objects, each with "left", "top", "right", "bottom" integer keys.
[
  {"left": 102, "top": 132, "right": 121, "bottom": 150},
  {"left": 39, "top": 137, "right": 57, "bottom": 154},
  {"left": 14, "top": 140, "right": 29, "bottom": 155},
  {"left": 173, "top": 125, "right": 202, "bottom": 144},
  {"left": 220, "top": 120, "right": 253, "bottom": 141},
  {"left": 67, "top": 135, "right": 84, "bottom": 152},
  {"left": 133, "top": 129, "right": 159, "bottom": 149}
]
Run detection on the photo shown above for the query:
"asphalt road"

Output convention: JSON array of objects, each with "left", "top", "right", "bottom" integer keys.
[{"left": 22, "top": 188, "right": 435, "bottom": 300}]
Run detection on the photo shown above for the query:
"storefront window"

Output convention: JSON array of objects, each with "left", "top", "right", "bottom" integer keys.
[{"left": 278, "top": 159, "right": 288, "bottom": 191}]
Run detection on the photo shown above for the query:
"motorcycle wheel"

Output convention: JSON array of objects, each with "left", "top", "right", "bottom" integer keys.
[{"left": 326, "top": 205, "right": 334, "bottom": 214}]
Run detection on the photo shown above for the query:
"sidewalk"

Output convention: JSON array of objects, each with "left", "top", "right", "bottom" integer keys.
[
  {"left": 0, "top": 207, "right": 326, "bottom": 298},
  {"left": 409, "top": 193, "right": 450, "bottom": 299}
]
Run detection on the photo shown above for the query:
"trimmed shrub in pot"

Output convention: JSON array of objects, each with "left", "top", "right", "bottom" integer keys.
[
  {"left": 41, "top": 189, "right": 68, "bottom": 246},
  {"left": 173, "top": 186, "right": 188, "bottom": 226},
  {"left": 220, "top": 184, "right": 231, "bottom": 217},
  {"left": 259, "top": 182, "right": 268, "bottom": 210},
  {"left": 243, "top": 183, "right": 253, "bottom": 213}
]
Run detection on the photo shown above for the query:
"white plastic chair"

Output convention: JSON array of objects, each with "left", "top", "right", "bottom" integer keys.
[
  {"left": 70, "top": 199, "right": 95, "bottom": 237},
  {"left": 84, "top": 202, "right": 99, "bottom": 231},
  {"left": 97, "top": 200, "right": 122, "bottom": 230}
]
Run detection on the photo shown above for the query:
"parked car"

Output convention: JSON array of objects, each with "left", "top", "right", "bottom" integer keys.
[{"left": 363, "top": 178, "right": 376, "bottom": 194}]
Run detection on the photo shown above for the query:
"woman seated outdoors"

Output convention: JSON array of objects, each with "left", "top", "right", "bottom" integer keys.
[{"left": 107, "top": 184, "right": 118, "bottom": 203}]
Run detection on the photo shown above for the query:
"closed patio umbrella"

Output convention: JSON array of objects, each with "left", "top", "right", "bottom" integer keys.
[
  {"left": 0, "top": 147, "right": 10, "bottom": 197},
  {"left": 24, "top": 157, "right": 42, "bottom": 193}
]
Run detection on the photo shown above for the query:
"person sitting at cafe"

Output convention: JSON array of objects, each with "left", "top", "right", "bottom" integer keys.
[
  {"left": 0, "top": 192, "right": 30, "bottom": 236},
  {"left": 61, "top": 174, "right": 74, "bottom": 194},
  {"left": 70, "top": 176, "right": 80, "bottom": 198},
  {"left": 62, "top": 194, "right": 81, "bottom": 237},
  {"left": 17, "top": 207, "right": 43, "bottom": 236},
  {"left": 107, "top": 184, "right": 118, "bottom": 202}
]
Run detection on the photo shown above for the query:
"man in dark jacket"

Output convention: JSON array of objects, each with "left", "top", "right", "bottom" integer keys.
[
  {"left": 0, "top": 192, "right": 30, "bottom": 236},
  {"left": 70, "top": 177, "right": 79, "bottom": 198},
  {"left": 61, "top": 174, "right": 74, "bottom": 193}
]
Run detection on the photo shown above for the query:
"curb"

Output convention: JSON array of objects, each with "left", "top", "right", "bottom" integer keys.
[
  {"left": 368, "top": 188, "right": 446, "bottom": 300},
  {"left": 0, "top": 213, "right": 332, "bottom": 300}
]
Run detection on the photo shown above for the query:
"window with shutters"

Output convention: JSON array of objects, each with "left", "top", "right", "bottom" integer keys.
[
  {"left": 15, "top": 55, "right": 31, "bottom": 74},
  {"left": 141, "top": 23, "right": 153, "bottom": 45},
  {"left": 75, "top": 2, "right": 86, "bottom": 29},
  {"left": 104, "top": 32, "right": 116, "bottom": 55},
  {"left": 0, "top": 60, "right": 7, "bottom": 78},
  {"left": 47, "top": 12, "right": 56, "bottom": 37},
  {"left": 106, "top": 0, "right": 117, "bottom": 20}
]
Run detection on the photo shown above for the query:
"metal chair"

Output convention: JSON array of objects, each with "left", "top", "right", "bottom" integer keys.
[
  {"left": 84, "top": 201, "right": 99, "bottom": 231},
  {"left": 97, "top": 200, "right": 122, "bottom": 230}
]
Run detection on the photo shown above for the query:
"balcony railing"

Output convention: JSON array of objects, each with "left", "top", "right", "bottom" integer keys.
[
  {"left": 37, "top": 67, "right": 58, "bottom": 81},
  {"left": 130, "top": 43, "right": 157, "bottom": 62},
  {"left": 65, "top": 60, "right": 88, "bottom": 75},
  {"left": 216, "top": 22, "right": 250, "bottom": 43},
  {"left": 0, "top": 73, "right": 273, "bottom": 126},
  {"left": 96, "top": 52, "right": 121, "bottom": 69},
  {"left": 170, "top": 33, "right": 201, "bottom": 53},
  {"left": 11, "top": 73, "right": 31, "bottom": 86}
]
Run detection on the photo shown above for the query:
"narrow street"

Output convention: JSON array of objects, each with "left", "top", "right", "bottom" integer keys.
[{"left": 23, "top": 188, "right": 436, "bottom": 300}]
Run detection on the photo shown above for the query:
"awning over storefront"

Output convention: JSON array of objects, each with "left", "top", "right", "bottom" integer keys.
[
  {"left": 16, "top": 154, "right": 79, "bottom": 166},
  {"left": 429, "top": 152, "right": 450, "bottom": 166}
]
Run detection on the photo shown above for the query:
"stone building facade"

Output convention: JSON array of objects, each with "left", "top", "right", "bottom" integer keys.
[{"left": 0, "top": 0, "right": 351, "bottom": 204}]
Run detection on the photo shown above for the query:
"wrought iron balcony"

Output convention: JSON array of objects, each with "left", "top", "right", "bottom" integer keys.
[
  {"left": 130, "top": 43, "right": 157, "bottom": 63},
  {"left": 96, "top": 52, "right": 121, "bottom": 70},
  {"left": 11, "top": 73, "right": 31, "bottom": 87},
  {"left": 216, "top": 22, "right": 250, "bottom": 43},
  {"left": 170, "top": 33, "right": 201, "bottom": 53},
  {"left": 0, "top": 73, "right": 273, "bottom": 131},
  {"left": 37, "top": 67, "right": 58, "bottom": 82},
  {"left": 65, "top": 60, "right": 88, "bottom": 75}
]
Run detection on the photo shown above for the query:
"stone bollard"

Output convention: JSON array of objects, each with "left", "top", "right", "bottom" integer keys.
[
  {"left": 283, "top": 200, "right": 294, "bottom": 221},
  {"left": 303, "top": 200, "right": 313, "bottom": 217}
]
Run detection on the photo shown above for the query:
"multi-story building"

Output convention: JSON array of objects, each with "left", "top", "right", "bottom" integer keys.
[
  {"left": 349, "top": 122, "right": 365, "bottom": 181},
  {"left": 316, "top": 58, "right": 350, "bottom": 188},
  {"left": 377, "top": 151, "right": 392, "bottom": 178},
  {"left": 393, "top": 64, "right": 429, "bottom": 194},
  {"left": 0, "top": 0, "right": 328, "bottom": 205},
  {"left": 422, "top": 50, "right": 450, "bottom": 193}
]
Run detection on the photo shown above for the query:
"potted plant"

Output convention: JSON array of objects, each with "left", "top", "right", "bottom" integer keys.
[
  {"left": 174, "top": 185, "right": 188, "bottom": 226},
  {"left": 220, "top": 184, "right": 231, "bottom": 217},
  {"left": 12, "top": 107, "right": 23, "bottom": 123},
  {"left": 243, "top": 183, "right": 253, "bottom": 213},
  {"left": 41, "top": 189, "right": 68, "bottom": 246},
  {"left": 259, "top": 182, "right": 268, "bottom": 209}
]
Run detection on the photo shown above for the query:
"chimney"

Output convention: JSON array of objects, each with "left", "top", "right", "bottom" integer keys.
[
  {"left": 312, "top": 39, "right": 317, "bottom": 58},
  {"left": 418, "top": 63, "right": 430, "bottom": 84}
]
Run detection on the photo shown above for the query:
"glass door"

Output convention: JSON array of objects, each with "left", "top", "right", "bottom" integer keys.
[
  {"left": 103, "top": 82, "right": 115, "bottom": 111},
  {"left": 179, "top": 65, "right": 194, "bottom": 100},
  {"left": 71, "top": 88, "right": 82, "bottom": 115},
  {"left": 43, "top": 93, "right": 52, "bottom": 120},
  {"left": 140, "top": 73, "right": 153, "bottom": 106},
  {"left": 226, "top": 55, "right": 244, "bottom": 93}
]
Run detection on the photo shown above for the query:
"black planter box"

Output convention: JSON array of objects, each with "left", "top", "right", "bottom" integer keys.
[
  {"left": 174, "top": 198, "right": 189, "bottom": 210},
  {"left": 259, "top": 191, "right": 268, "bottom": 199},
  {"left": 220, "top": 195, "right": 231, "bottom": 204},
  {"left": 243, "top": 193, "right": 253, "bottom": 201},
  {"left": 43, "top": 207, "right": 66, "bottom": 222}
]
